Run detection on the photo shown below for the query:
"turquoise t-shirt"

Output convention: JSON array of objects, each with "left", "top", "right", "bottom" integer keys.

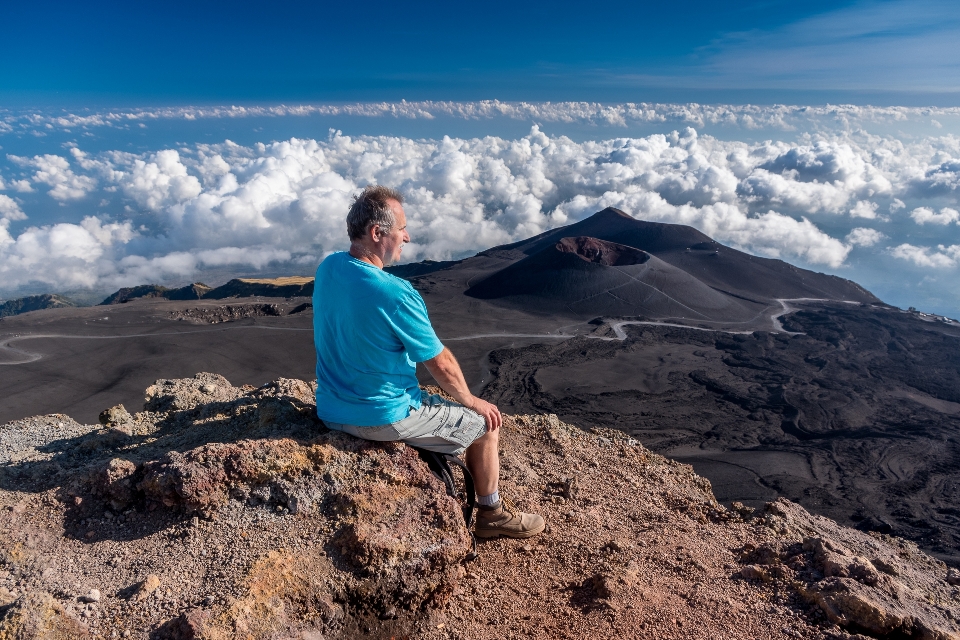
[{"left": 313, "top": 252, "right": 445, "bottom": 426}]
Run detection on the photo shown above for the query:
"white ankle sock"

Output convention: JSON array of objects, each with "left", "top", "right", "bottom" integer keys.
[{"left": 477, "top": 490, "right": 500, "bottom": 507}]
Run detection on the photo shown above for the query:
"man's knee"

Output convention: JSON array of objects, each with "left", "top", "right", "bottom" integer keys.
[{"left": 469, "top": 428, "right": 498, "bottom": 450}]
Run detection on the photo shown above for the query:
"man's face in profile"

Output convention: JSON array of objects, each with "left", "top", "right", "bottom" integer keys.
[{"left": 380, "top": 199, "right": 410, "bottom": 266}]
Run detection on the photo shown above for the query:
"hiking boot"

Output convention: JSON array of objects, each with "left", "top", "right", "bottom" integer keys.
[{"left": 474, "top": 497, "right": 545, "bottom": 539}]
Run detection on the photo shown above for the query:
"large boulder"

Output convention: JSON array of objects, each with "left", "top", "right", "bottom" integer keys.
[
  {"left": 740, "top": 499, "right": 960, "bottom": 639},
  {"left": 75, "top": 373, "right": 469, "bottom": 637}
]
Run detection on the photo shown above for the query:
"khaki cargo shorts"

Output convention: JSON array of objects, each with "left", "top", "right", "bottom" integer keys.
[{"left": 323, "top": 393, "right": 487, "bottom": 456}]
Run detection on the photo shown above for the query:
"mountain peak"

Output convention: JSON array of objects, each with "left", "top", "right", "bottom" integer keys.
[{"left": 590, "top": 206, "right": 635, "bottom": 221}]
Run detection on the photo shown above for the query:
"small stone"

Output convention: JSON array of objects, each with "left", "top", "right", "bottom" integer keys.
[
  {"left": 738, "top": 565, "right": 770, "bottom": 582},
  {"left": 134, "top": 574, "right": 161, "bottom": 601},
  {"left": 948, "top": 568, "right": 960, "bottom": 586},
  {"left": 605, "top": 539, "right": 625, "bottom": 553},
  {"left": 380, "top": 606, "right": 397, "bottom": 620},
  {"left": 522, "top": 544, "right": 533, "bottom": 553},
  {"left": 202, "top": 595, "right": 215, "bottom": 606},
  {"left": 80, "top": 589, "right": 101, "bottom": 603},
  {"left": 191, "top": 516, "right": 200, "bottom": 527},
  {"left": 99, "top": 404, "right": 132, "bottom": 428},
  {"left": 200, "top": 384, "right": 217, "bottom": 394},
  {"left": 162, "top": 608, "right": 212, "bottom": 638},
  {"left": 317, "top": 594, "right": 343, "bottom": 622}
]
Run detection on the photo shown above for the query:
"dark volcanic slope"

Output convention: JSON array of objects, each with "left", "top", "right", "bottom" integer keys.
[
  {"left": 0, "top": 299, "right": 316, "bottom": 425},
  {"left": 100, "top": 283, "right": 211, "bottom": 305},
  {"left": 0, "top": 294, "right": 76, "bottom": 318},
  {"left": 482, "top": 301, "right": 960, "bottom": 564},
  {"left": 204, "top": 277, "right": 314, "bottom": 299},
  {"left": 486, "top": 208, "right": 878, "bottom": 304},
  {"left": 98, "top": 278, "right": 312, "bottom": 305},
  {"left": 467, "top": 236, "right": 759, "bottom": 322}
]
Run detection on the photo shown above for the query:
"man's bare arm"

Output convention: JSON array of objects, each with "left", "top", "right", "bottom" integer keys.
[{"left": 422, "top": 347, "right": 502, "bottom": 431}]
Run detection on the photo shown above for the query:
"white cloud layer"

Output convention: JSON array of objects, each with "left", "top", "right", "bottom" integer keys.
[
  {"left": 0, "top": 123, "right": 958, "bottom": 294},
  {"left": 4, "top": 101, "right": 960, "bottom": 134}
]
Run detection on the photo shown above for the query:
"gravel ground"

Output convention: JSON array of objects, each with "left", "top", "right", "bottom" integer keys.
[
  {"left": 0, "top": 414, "right": 99, "bottom": 465},
  {"left": 1, "top": 376, "right": 957, "bottom": 639}
]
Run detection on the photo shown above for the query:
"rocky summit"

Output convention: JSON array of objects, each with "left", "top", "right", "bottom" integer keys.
[{"left": 0, "top": 375, "right": 958, "bottom": 639}]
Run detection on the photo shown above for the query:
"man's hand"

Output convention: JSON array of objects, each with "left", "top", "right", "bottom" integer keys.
[
  {"left": 423, "top": 347, "right": 502, "bottom": 431},
  {"left": 465, "top": 396, "right": 502, "bottom": 432}
]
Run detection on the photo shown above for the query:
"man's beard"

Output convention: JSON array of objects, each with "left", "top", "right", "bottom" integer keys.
[{"left": 383, "top": 247, "right": 403, "bottom": 266}]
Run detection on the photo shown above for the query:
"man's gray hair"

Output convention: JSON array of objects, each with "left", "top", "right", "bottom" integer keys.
[{"left": 346, "top": 185, "right": 404, "bottom": 241}]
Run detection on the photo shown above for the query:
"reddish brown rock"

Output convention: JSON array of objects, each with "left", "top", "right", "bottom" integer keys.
[
  {"left": 153, "top": 608, "right": 212, "bottom": 640},
  {"left": 0, "top": 591, "right": 90, "bottom": 639},
  {"left": 748, "top": 500, "right": 960, "bottom": 639},
  {"left": 92, "top": 457, "right": 139, "bottom": 511}
]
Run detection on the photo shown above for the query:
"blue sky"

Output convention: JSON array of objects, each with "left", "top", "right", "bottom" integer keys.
[
  {"left": 1, "top": 1, "right": 959, "bottom": 317},
  {"left": 2, "top": 0, "right": 959, "bottom": 104}
]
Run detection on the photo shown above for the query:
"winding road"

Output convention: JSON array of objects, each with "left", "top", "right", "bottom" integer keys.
[{"left": 1, "top": 298, "right": 857, "bottom": 366}]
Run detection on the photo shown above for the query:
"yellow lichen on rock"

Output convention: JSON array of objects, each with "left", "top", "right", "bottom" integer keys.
[
  {"left": 0, "top": 591, "right": 89, "bottom": 640},
  {"left": 205, "top": 550, "right": 336, "bottom": 640}
]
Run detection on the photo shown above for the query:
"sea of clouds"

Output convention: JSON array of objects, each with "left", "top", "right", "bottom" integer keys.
[
  {"left": 5, "top": 100, "right": 960, "bottom": 131},
  {"left": 0, "top": 101, "right": 958, "bottom": 312}
]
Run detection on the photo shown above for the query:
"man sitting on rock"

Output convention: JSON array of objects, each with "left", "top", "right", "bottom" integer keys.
[{"left": 313, "top": 185, "right": 545, "bottom": 540}]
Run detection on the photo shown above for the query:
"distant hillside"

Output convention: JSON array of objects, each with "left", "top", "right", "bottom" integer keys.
[
  {"left": 466, "top": 235, "right": 759, "bottom": 321},
  {"left": 100, "top": 283, "right": 211, "bottom": 305},
  {"left": 203, "top": 277, "right": 313, "bottom": 299},
  {"left": 385, "top": 259, "right": 462, "bottom": 279},
  {"left": 165, "top": 283, "right": 213, "bottom": 300},
  {"left": 0, "top": 294, "right": 76, "bottom": 318},
  {"left": 99, "top": 278, "right": 312, "bottom": 305},
  {"left": 490, "top": 208, "right": 879, "bottom": 304},
  {"left": 100, "top": 284, "right": 169, "bottom": 304}
]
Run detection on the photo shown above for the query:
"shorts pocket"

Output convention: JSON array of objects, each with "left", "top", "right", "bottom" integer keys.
[{"left": 431, "top": 410, "right": 485, "bottom": 448}]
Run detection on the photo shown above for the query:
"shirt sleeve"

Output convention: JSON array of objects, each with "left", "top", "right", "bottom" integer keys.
[{"left": 391, "top": 289, "right": 445, "bottom": 363}]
